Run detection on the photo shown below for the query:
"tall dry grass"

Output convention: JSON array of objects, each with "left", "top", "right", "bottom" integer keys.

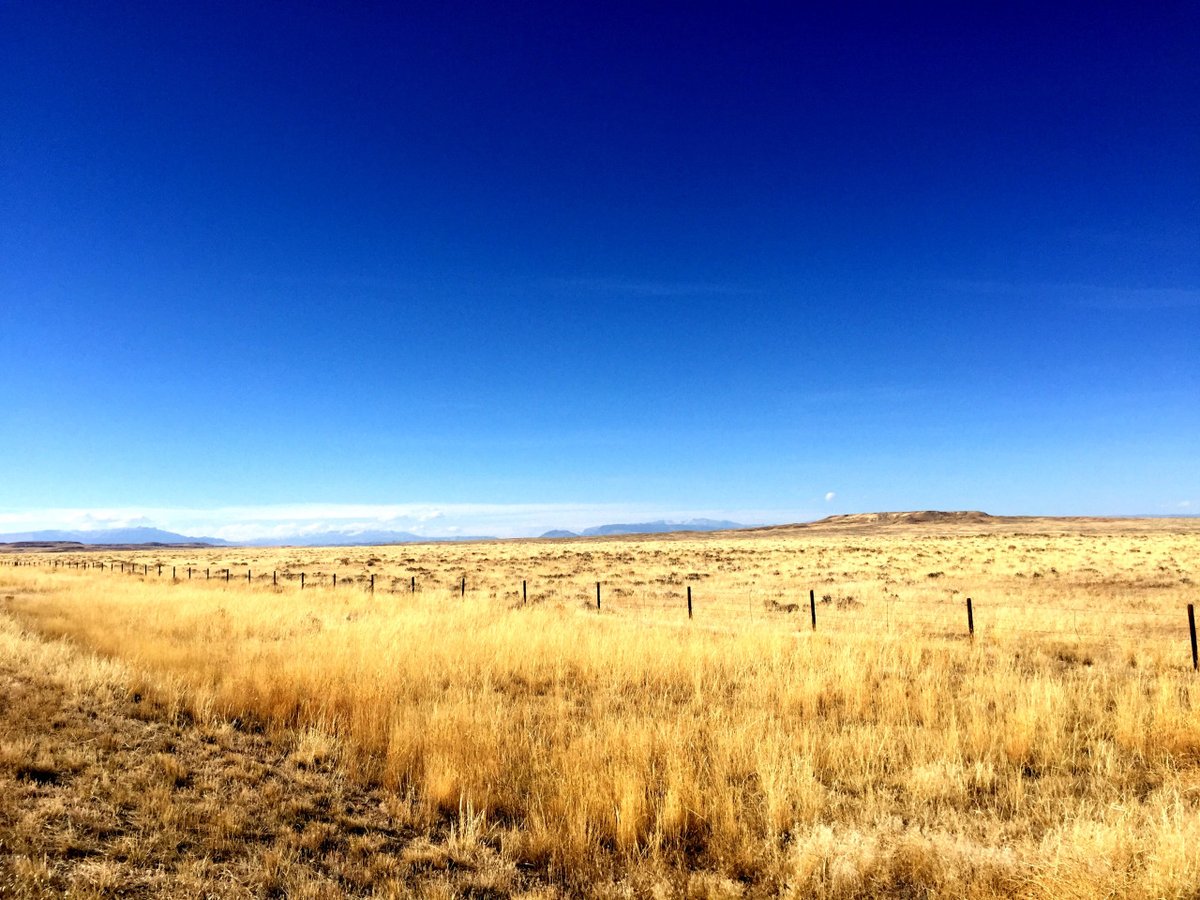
[{"left": 3, "top": 526, "right": 1199, "bottom": 896}]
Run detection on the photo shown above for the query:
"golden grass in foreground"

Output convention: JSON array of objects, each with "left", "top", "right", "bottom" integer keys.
[{"left": 3, "top": 524, "right": 1200, "bottom": 897}]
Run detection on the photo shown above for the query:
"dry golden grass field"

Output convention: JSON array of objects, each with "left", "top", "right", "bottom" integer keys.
[{"left": 3, "top": 514, "right": 1200, "bottom": 898}]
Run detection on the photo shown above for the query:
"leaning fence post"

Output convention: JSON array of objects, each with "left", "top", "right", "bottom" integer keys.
[
  {"left": 809, "top": 589, "right": 817, "bottom": 631},
  {"left": 1189, "top": 604, "right": 1198, "bottom": 672},
  {"left": 687, "top": 585, "right": 693, "bottom": 620},
  {"left": 967, "top": 597, "right": 975, "bottom": 639}
]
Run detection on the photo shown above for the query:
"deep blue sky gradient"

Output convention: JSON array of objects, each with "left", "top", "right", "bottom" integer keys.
[{"left": 2, "top": 3, "right": 1197, "bottom": 531}]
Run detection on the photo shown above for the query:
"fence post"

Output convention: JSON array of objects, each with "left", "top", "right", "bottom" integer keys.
[
  {"left": 967, "top": 597, "right": 975, "bottom": 639},
  {"left": 187, "top": 567, "right": 191, "bottom": 579},
  {"left": 273, "top": 571, "right": 277, "bottom": 586},
  {"left": 370, "top": 573, "right": 375, "bottom": 593},
  {"left": 333, "top": 573, "right": 337, "bottom": 588},
  {"left": 687, "top": 585, "right": 693, "bottom": 620},
  {"left": 172, "top": 566, "right": 176, "bottom": 580},
  {"left": 247, "top": 569, "right": 251, "bottom": 583},
  {"left": 157, "top": 564, "right": 162, "bottom": 576},
  {"left": 523, "top": 579, "right": 527, "bottom": 605},
  {"left": 596, "top": 582, "right": 601, "bottom": 611},
  {"left": 144, "top": 565, "right": 148, "bottom": 575},
  {"left": 301, "top": 572, "right": 305, "bottom": 590},
  {"left": 411, "top": 575, "right": 415, "bottom": 592},
  {"left": 461, "top": 576, "right": 466, "bottom": 597},
  {"left": 809, "top": 589, "right": 817, "bottom": 631},
  {"left": 1189, "top": 604, "right": 1198, "bottom": 672},
  {"left": 206, "top": 568, "right": 209, "bottom": 580},
  {"left": 225, "top": 569, "right": 230, "bottom": 583}
]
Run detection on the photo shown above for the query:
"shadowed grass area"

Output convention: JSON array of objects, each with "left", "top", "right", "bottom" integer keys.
[{"left": 0, "top": 615, "right": 538, "bottom": 898}]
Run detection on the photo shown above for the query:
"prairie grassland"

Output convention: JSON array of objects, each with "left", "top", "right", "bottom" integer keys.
[{"left": 3, "top": 521, "right": 1200, "bottom": 897}]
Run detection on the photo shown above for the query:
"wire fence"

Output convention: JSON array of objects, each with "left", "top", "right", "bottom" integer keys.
[{"left": 7, "top": 556, "right": 1199, "bottom": 668}]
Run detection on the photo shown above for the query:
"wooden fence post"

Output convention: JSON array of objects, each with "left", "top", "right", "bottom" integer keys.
[
  {"left": 247, "top": 569, "right": 251, "bottom": 583},
  {"left": 172, "top": 566, "right": 175, "bottom": 580},
  {"left": 225, "top": 569, "right": 230, "bottom": 583},
  {"left": 967, "top": 597, "right": 975, "bottom": 639},
  {"left": 461, "top": 576, "right": 466, "bottom": 597},
  {"left": 523, "top": 579, "right": 527, "bottom": 605},
  {"left": 411, "top": 575, "right": 415, "bottom": 592},
  {"left": 333, "top": 573, "right": 337, "bottom": 588},
  {"left": 205, "top": 568, "right": 209, "bottom": 580},
  {"left": 596, "top": 582, "right": 601, "bottom": 611},
  {"left": 157, "top": 564, "right": 162, "bottom": 576},
  {"left": 370, "top": 573, "right": 375, "bottom": 593},
  {"left": 687, "top": 585, "right": 693, "bottom": 620},
  {"left": 1189, "top": 604, "right": 1197, "bottom": 672},
  {"left": 300, "top": 572, "right": 305, "bottom": 590},
  {"left": 809, "top": 589, "right": 817, "bottom": 631},
  {"left": 273, "top": 571, "right": 277, "bottom": 586}
]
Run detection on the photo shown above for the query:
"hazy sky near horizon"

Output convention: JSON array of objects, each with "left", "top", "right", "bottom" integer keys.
[{"left": 2, "top": 4, "right": 1197, "bottom": 538}]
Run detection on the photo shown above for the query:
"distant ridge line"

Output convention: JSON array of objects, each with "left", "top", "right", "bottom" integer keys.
[{"left": 743, "top": 510, "right": 1200, "bottom": 534}]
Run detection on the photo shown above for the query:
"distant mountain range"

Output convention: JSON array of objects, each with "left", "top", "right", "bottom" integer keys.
[
  {"left": 0, "top": 519, "right": 750, "bottom": 547},
  {"left": 0, "top": 528, "right": 491, "bottom": 547},
  {"left": 0, "top": 527, "right": 232, "bottom": 546},
  {"left": 539, "top": 519, "right": 746, "bottom": 538}
]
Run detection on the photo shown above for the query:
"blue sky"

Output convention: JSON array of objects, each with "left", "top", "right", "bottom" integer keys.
[{"left": 2, "top": 3, "right": 1197, "bottom": 538}]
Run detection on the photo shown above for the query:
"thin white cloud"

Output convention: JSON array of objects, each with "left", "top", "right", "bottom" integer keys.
[{"left": 824, "top": 492, "right": 836, "bottom": 502}]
